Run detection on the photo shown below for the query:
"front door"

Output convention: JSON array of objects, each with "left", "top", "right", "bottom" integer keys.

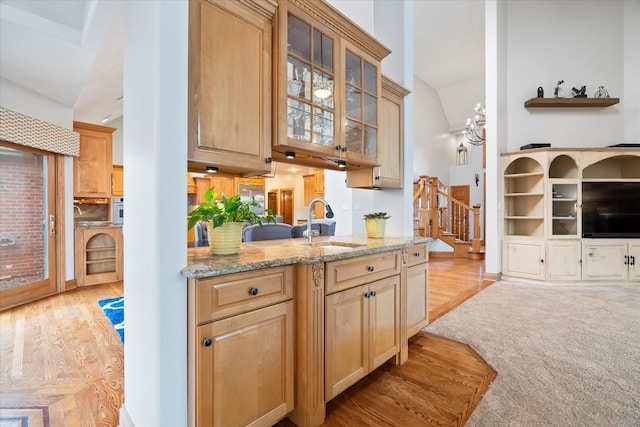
[
  {"left": 0, "top": 143, "right": 58, "bottom": 310},
  {"left": 450, "top": 185, "right": 470, "bottom": 241}
]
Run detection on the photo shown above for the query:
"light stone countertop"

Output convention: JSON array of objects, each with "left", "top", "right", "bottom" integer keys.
[{"left": 182, "top": 235, "right": 432, "bottom": 279}]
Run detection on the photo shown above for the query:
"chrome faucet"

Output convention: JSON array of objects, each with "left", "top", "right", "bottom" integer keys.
[
  {"left": 74, "top": 205, "right": 83, "bottom": 215},
  {"left": 306, "top": 198, "right": 334, "bottom": 245}
]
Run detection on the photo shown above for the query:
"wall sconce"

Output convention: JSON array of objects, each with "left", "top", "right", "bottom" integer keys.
[
  {"left": 456, "top": 142, "right": 468, "bottom": 165},
  {"left": 285, "top": 151, "right": 296, "bottom": 159},
  {"left": 205, "top": 166, "right": 218, "bottom": 173},
  {"left": 475, "top": 173, "right": 479, "bottom": 187}
]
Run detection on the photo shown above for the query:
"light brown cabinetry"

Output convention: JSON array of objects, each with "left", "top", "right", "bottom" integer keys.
[
  {"left": 273, "top": 0, "right": 390, "bottom": 171},
  {"left": 303, "top": 170, "right": 325, "bottom": 219},
  {"left": 112, "top": 165, "right": 123, "bottom": 197},
  {"left": 188, "top": 266, "right": 294, "bottom": 427},
  {"left": 346, "top": 76, "right": 409, "bottom": 189},
  {"left": 188, "top": 0, "right": 274, "bottom": 176},
  {"left": 324, "top": 251, "right": 401, "bottom": 400},
  {"left": 406, "top": 244, "right": 429, "bottom": 338},
  {"left": 73, "top": 121, "right": 115, "bottom": 198},
  {"left": 74, "top": 227, "right": 123, "bottom": 286}
]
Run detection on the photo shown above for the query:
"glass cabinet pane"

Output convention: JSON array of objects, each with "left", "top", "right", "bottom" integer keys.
[
  {"left": 363, "top": 61, "right": 376, "bottom": 95},
  {"left": 345, "top": 51, "right": 361, "bottom": 86},
  {"left": 364, "top": 127, "right": 377, "bottom": 157},
  {"left": 363, "top": 94, "right": 376, "bottom": 125},
  {"left": 288, "top": 15, "right": 310, "bottom": 60},
  {"left": 313, "top": 30, "right": 333, "bottom": 72},
  {"left": 345, "top": 120, "right": 362, "bottom": 154},
  {"left": 287, "top": 14, "right": 335, "bottom": 148},
  {"left": 345, "top": 86, "right": 361, "bottom": 120}
]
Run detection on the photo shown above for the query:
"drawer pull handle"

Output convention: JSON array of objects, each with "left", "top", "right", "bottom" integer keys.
[
  {"left": 249, "top": 287, "right": 259, "bottom": 296},
  {"left": 202, "top": 338, "right": 212, "bottom": 347},
  {"left": 367, "top": 266, "right": 374, "bottom": 272}
]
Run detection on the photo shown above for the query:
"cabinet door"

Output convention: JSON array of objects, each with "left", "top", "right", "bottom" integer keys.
[
  {"left": 195, "top": 177, "right": 212, "bottom": 204},
  {"left": 583, "top": 241, "right": 627, "bottom": 281},
  {"left": 406, "top": 263, "right": 429, "bottom": 338},
  {"left": 547, "top": 241, "right": 581, "bottom": 281},
  {"left": 112, "top": 165, "right": 123, "bottom": 197},
  {"left": 209, "top": 176, "right": 235, "bottom": 199},
  {"left": 368, "top": 275, "right": 400, "bottom": 370},
  {"left": 196, "top": 302, "right": 294, "bottom": 427},
  {"left": 73, "top": 123, "right": 114, "bottom": 198},
  {"left": 325, "top": 284, "right": 368, "bottom": 400},
  {"left": 629, "top": 241, "right": 640, "bottom": 282},
  {"left": 76, "top": 228, "right": 122, "bottom": 286},
  {"left": 188, "top": 0, "right": 272, "bottom": 175},
  {"left": 503, "top": 239, "right": 545, "bottom": 280}
]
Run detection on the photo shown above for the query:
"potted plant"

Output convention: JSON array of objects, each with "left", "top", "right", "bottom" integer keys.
[
  {"left": 363, "top": 212, "right": 390, "bottom": 238},
  {"left": 188, "top": 187, "right": 275, "bottom": 255}
]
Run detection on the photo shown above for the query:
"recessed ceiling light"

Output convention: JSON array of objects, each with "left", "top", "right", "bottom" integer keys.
[
  {"left": 205, "top": 166, "right": 218, "bottom": 173},
  {"left": 285, "top": 151, "right": 296, "bottom": 159}
]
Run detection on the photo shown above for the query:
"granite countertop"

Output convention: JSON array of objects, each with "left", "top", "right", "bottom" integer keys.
[{"left": 182, "top": 235, "right": 432, "bottom": 279}]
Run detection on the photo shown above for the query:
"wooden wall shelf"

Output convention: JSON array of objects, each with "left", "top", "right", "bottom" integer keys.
[{"left": 524, "top": 98, "right": 620, "bottom": 108}]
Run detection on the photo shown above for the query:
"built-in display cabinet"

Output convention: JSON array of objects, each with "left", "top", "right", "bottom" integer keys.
[{"left": 502, "top": 148, "right": 640, "bottom": 283}]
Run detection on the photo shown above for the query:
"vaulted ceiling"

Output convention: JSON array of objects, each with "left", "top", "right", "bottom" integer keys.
[{"left": 0, "top": 0, "right": 483, "bottom": 129}]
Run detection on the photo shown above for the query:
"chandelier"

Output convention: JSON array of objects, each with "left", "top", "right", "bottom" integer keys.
[{"left": 463, "top": 102, "right": 486, "bottom": 146}]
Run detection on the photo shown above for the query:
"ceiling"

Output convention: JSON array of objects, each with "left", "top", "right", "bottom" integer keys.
[{"left": 0, "top": 0, "right": 483, "bottom": 128}]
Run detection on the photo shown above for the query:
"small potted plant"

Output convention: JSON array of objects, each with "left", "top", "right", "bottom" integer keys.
[
  {"left": 363, "top": 212, "right": 390, "bottom": 238},
  {"left": 188, "top": 187, "right": 275, "bottom": 255}
]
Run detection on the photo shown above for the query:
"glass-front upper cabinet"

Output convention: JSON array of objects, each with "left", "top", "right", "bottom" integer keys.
[
  {"left": 344, "top": 48, "right": 378, "bottom": 159},
  {"left": 274, "top": 0, "right": 390, "bottom": 170},
  {"left": 286, "top": 14, "right": 335, "bottom": 148}
]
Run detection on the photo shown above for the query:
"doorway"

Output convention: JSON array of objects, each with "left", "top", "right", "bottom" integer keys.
[
  {"left": 0, "top": 143, "right": 59, "bottom": 310},
  {"left": 279, "top": 189, "right": 294, "bottom": 225},
  {"left": 450, "top": 185, "right": 470, "bottom": 241}
]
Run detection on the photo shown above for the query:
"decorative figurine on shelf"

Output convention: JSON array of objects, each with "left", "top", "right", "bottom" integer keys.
[
  {"left": 594, "top": 86, "right": 610, "bottom": 98},
  {"left": 571, "top": 85, "right": 587, "bottom": 98},
  {"left": 554, "top": 80, "right": 565, "bottom": 98},
  {"left": 537, "top": 86, "right": 544, "bottom": 98}
]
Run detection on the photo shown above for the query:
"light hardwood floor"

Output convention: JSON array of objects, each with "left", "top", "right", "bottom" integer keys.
[{"left": 0, "top": 257, "right": 494, "bottom": 427}]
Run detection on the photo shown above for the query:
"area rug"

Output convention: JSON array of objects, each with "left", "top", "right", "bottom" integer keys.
[
  {"left": 98, "top": 296, "right": 124, "bottom": 343},
  {"left": 425, "top": 280, "right": 640, "bottom": 427}
]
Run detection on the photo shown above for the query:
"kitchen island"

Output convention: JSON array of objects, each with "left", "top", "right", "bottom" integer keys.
[{"left": 182, "top": 235, "right": 430, "bottom": 427}]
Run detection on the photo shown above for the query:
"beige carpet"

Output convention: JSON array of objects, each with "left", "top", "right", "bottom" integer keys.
[{"left": 425, "top": 280, "right": 640, "bottom": 427}]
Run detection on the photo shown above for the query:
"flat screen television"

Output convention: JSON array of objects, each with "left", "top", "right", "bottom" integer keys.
[{"left": 582, "top": 182, "right": 640, "bottom": 238}]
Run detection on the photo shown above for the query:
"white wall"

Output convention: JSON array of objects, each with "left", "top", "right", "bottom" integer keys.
[
  {"left": 412, "top": 77, "right": 456, "bottom": 185},
  {"left": 0, "top": 78, "right": 77, "bottom": 281},
  {"left": 623, "top": 0, "right": 640, "bottom": 143},
  {"left": 439, "top": 77, "right": 486, "bottom": 132},
  {"left": 122, "top": 1, "right": 187, "bottom": 424},
  {"left": 506, "top": 1, "right": 626, "bottom": 151}
]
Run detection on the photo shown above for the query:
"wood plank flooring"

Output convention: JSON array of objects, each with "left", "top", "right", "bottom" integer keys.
[{"left": 0, "top": 258, "right": 494, "bottom": 427}]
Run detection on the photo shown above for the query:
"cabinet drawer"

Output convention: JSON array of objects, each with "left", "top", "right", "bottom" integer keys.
[
  {"left": 325, "top": 251, "right": 401, "bottom": 294},
  {"left": 407, "top": 243, "right": 428, "bottom": 267},
  {"left": 196, "top": 265, "right": 294, "bottom": 324}
]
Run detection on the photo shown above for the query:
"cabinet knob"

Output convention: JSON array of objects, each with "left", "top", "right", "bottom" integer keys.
[
  {"left": 367, "top": 266, "right": 374, "bottom": 272},
  {"left": 364, "top": 292, "right": 370, "bottom": 298},
  {"left": 540, "top": 259, "right": 544, "bottom": 263},
  {"left": 371, "top": 291, "right": 377, "bottom": 297},
  {"left": 341, "top": 146, "right": 347, "bottom": 152},
  {"left": 202, "top": 338, "right": 212, "bottom": 347},
  {"left": 414, "top": 252, "right": 421, "bottom": 257},
  {"left": 249, "top": 287, "right": 259, "bottom": 296},
  {"left": 375, "top": 176, "right": 381, "bottom": 180},
  {"left": 335, "top": 145, "right": 342, "bottom": 151}
]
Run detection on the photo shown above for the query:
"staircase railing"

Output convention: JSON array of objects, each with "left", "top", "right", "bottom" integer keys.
[{"left": 414, "top": 176, "right": 482, "bottom": 254}]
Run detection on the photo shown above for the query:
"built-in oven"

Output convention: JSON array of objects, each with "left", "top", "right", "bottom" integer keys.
[{"left": 112, "top": 197, "right": 124, "bottom": 225}]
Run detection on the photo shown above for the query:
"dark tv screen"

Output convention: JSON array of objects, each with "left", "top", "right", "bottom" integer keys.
[{"left": 582, "top": 182, "right": 640, "bottom": 238}]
